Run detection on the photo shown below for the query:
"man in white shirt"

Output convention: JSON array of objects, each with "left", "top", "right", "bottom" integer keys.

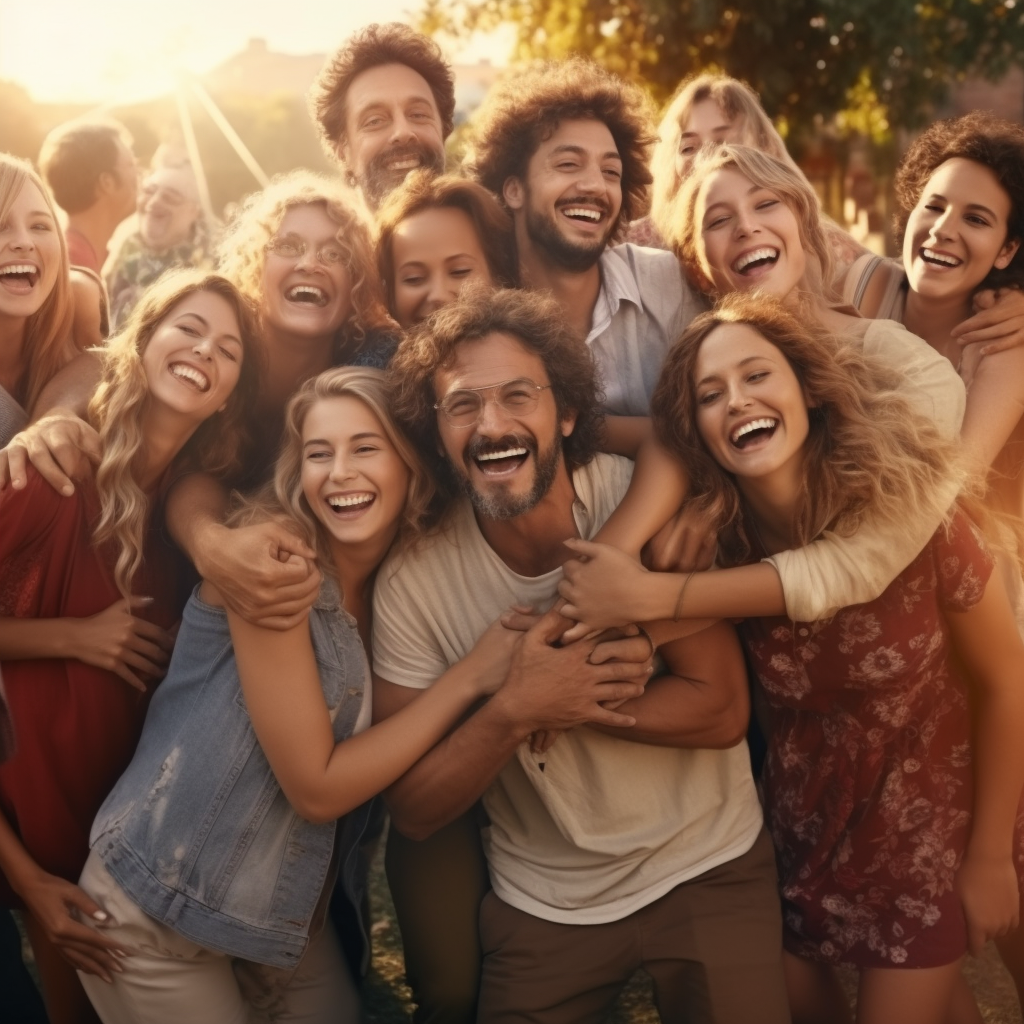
[
  {"left": 374, "top": 287, "right": 789, "bottom": 1024},
  {"left": 468, "top": 57, "right": 705, "bottom": 415}
]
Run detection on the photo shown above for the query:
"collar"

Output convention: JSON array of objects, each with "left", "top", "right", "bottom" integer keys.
[{"left": 587, "top": 246, "right": 645, "bottom": 344}]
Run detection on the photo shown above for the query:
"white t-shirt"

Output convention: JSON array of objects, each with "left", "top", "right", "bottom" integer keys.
[{"left": 373, "top": 454, "right": 763, "bottom": 924}]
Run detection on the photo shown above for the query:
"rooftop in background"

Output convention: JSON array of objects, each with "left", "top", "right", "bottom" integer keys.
[{"left": 203, "top": 38, "right": 502, "bottom": 123}]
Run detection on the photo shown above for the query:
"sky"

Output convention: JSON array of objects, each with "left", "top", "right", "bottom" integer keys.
[{"left": 0, "top": 1, "right": 512, "bottom": 105}]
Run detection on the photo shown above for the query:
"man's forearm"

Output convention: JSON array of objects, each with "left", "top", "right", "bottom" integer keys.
[
  {"left": 384, "top": 694, "right": 529, "bottom": 841},
  {"left": 164, "top": 472, "right": 230, "bottom": 571}
]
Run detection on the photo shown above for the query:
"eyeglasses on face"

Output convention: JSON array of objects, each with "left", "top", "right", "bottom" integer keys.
[
  {"left": 434, "top": 377, "right": 553, "bottom": 427},
  {"left": 265, "top": 236, "right": 346, "bottom": 266}
]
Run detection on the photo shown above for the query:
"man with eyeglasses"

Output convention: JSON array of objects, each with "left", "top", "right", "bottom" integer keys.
[{"left": 372, "top": 287, "right": 788, "bottom": 1024}]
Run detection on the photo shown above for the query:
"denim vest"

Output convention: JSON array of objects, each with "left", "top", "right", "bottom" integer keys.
[{"left": 90, "top": 579, "right": 372, "bottom": 969}]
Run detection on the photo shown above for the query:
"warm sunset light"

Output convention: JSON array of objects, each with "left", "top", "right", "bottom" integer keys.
[{"left": 0, "top": 0, "right": 510, "bottom": 105}]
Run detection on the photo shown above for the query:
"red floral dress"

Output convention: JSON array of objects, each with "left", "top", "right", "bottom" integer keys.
[
  {"left": 0, "top": 469, "right": 186, "bottom": 907},
  {"left": 740, "top": 510, "right": 1024, "bottom": 968}
]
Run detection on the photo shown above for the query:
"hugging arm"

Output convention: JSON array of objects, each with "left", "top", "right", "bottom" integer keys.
[
  {"left": 0, "top": 352, "right": 103, "bottom": 493},
  {"left": 374, "top": 607, "right": 651, "bottom": 841},
  {"left": 227, "top": 605, "right": 521, "bottom": 826},
  {"left": 165, "top": 473, "right": 320, "bottom": 630}
]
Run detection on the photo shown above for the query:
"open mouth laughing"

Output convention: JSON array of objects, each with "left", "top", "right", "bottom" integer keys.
[
  {"left": 730, "top": 417, "right": 778, "bottom": 449},
  {"left": 170, "top": 363, "right": 211, "bottom": 392},
  {"left": 919, "top": 246, "right": 962, "bottom": 268},
  {"left": 326, "top": 492, "right": 376, "bottom": 517},
  {"left": 467, "top": 436, "right": 534, "bottom": 477},
  {"left": 558, "top": 198, "right": 608, "bottom": 226},
  {"left": 732, "top": 247, "right": 779, "bottom": 276},
  {"left": 286, "top": 283, "right": 329, "bottom": 307},
  {"left": 0, "top": 263, "right": 40, "bottom": 294}
]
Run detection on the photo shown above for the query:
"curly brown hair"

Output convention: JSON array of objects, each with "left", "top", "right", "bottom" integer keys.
[
  {"left": 309, "top": 23, "right": 456, "bottom": 161},
  {"left": 651, "top": 292, "right": 966, "bottom": 567},
  {"left": 894, "top": 111, "right": 1024, "bottom": 290},
  {"left": 216, "top": 170, "right": 392, "bottom": 361},
  {"left": 466, "top": 57, "right": 656, "bottom": 237},
  {"left": 375, "top": 170, "right": 518, "bottom": 318},
  {"left": 388, "top": 285, "right": 603, "bottom": 523}
]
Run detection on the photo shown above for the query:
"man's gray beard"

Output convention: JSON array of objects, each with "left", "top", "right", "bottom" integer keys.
[
  {"left": 460, "top": 433, "right": 563, "bottom": 521},
  {"left": 359, "top": 144, "right": 446, "bottom": 209},
  {"left": 523, "top": 202, "right": 612, "bottom": 274}
]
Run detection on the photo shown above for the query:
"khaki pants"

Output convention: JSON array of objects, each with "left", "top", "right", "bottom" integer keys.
[
  {"left": 477, "top": 828, "right": 789, "bottom": 1024},
  {"left": 78, "top": 850, "right": 359, "bottom": 1024}
]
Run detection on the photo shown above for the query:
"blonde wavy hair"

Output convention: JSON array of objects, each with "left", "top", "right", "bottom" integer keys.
[
  {"left": 0, "top": 154, "right": 75, "bottom": 414},
  {"left": 217, "top": 170, "right": 391, "bottom": 361},
  {"left": 651, "top": 292, "right": 974, "bottom": 567},
  {"left": 90, "top": 270, "right": 261, "bottom": 598},
  {"left": 650, "top": 74, "right": 806, "bottom": 241},
  {"left": 669, "top": 144, "right": 835, "bottom": 303},
  {"left": 232, "top": 367, "right": 435, "bottom": 577}
]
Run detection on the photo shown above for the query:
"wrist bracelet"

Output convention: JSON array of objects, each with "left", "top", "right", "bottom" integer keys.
[{"left": 673, "top": 570, "right": 696, "bottom": 621}]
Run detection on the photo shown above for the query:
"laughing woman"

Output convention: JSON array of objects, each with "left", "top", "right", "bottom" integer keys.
[
  {"left": 560, "top": 294, "right": 1024, "bottom": 1024},
  {"left": 0, "top": 154, "right": 74, "bottom": 444},
  {"left": 0, "top": 270, "right": 259, "bottom": 1024},
  {"left": 77, "top": 368, "right": 516, "bottom": 1024}
]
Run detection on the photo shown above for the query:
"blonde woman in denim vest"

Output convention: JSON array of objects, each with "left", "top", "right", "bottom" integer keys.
[{"left": 78, "top": 368, "right": 518, "bottom": 1024}]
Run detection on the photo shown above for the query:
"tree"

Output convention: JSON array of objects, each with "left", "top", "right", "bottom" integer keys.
[{"left": 421, "top": 0, "right": 1024, "bottom": 139}]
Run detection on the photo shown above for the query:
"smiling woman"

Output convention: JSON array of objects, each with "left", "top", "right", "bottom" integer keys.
[
  {"left": 0, "top": 155, "right": 74, "bottom": 443},
  {"left": 0, "top": 269, "right": 259, "bottom": 1024}
]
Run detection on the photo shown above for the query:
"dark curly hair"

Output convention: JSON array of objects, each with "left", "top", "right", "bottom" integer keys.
[
  {"left": 388, "top": 285, "right": 604, "bottom": 523},
  {"left": 309, "top": 23, "right": 456, "bottom": 161},
  {"left": 894, "top": 111, "right": 1024, "bottom": 290},
  {"left": 466, "top": 57, "right": 656, "bottom": 237},
  {"left": 375, "top": 170, "right": 518, "bottom": 319}
]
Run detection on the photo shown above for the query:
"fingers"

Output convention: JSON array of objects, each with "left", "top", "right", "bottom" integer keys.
[
  {"left": 252, "top": 611, "right": 315, "bottom": 631},
  {"left": 558, "top": 621, "right": 594, "bottom": 644},
  {"left": 111, "top": 662, "right": 147, "bottom": 693},
  {"left": 562, "top": 537, "right": 599, "bottom": 558},
  {"left": 268, "top": 524, "right": 318, "bottom": 562},
  {"left": 500, "top": 608, "right": 540, "bottom": 633},
  {"left": 528, "top": 604, "right": 575, "bottom": 644},
  {"left": 589, "top": 635, "right": 652, "bottom": 665},
  {"left": 14, "top": 441, "right": 77, "bottom": 495},
  {"left": 127, "top": 618, "right": 175, "bottom": 654}
]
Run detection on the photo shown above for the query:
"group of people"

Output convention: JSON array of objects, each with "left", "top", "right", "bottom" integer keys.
[{"left": 2, "top": 19, "right": 1024, "bottom": 1024}]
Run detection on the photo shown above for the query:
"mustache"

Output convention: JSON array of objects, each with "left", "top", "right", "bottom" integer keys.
[
  {"left": 465, "top": 434, "right": 536, "bottom": 461},
  {"left": 367, "top": 141, "right": 444, "bottom": 177},
  {"left": 556, "top": 195, "right": 612, "bottom": 217}
]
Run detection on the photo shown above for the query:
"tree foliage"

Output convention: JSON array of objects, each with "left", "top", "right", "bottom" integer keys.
[{"left": 421, "top": 0, "right": 1024, "bottom": 139}]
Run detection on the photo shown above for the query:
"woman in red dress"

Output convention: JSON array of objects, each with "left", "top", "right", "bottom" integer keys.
[
  {"left": 0, "top": 268, "right": 260, "bottom": 1024},
  {"left": 558, "top": 293, "right": 1024, "bottom": 1024}
]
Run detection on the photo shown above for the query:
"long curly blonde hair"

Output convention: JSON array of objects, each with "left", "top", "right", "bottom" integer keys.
[
  {"left": 0, "top": 154, "right": 75, "bottom": 414},
  {"left": 649, "top": 74, "right": 806, "bottom": 243},
  {"left": 90, "top": 270, "right": 261, "bottom": 597},
  {"left": 651, "top": 293, "right": 972, "bottom": 566},
  {"left": 231, "top": 367, "right": 435, "bottom": 577},
  {"left": 217, "top": 170, "right": 391, "bottom": 361},
  {"left": 669, "top": 143, "right": 836, "bottom": 304}
]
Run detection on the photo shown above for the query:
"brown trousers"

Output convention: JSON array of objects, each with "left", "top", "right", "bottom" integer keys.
[{"left": 477, "top": 828, "right": 789, "bottom": 1024}]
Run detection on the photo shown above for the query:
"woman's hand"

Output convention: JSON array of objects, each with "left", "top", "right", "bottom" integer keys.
[
  {"left": 463, "top": 614, "right": 525, "bottom": 697},
  {"left": 557, "top": 538, "right": 653, "bottom": 630},
  {"left": 956, "top": 851, "right": 1021, "bottom": 955},
  {"left": 17, "top": 868, "right": 130, "bottom": 982},
  {"left": 952, "top": 286, "right": 1024, "bottom": 357},
  {"left": 69, "top": 598, "right": 174, "bottom": 691}
]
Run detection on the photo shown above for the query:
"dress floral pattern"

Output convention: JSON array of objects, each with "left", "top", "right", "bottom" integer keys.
[{"left": 740, "top": 510, "right": 1023, "bottom": 968}]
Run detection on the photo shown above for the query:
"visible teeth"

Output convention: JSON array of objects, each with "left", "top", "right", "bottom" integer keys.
[
  {"left": 731, "top": 418, "right": 777, "bottom": 443},
  {"left": 388, "top": 158, "right": 419, "bottom": 170},
  {"left": 476, "top": 447, "right": 528, "bottom": 461},
  {"left": 0, "top": 264, "right": 36, "bottom": 276},
  {"left": 287, "top": 284, "right": 326, "bottom": 303},
  {"left": 921, "top": 247, "right": 961, "bottom": 267},
  {"left": 563, "top": 207, "right": 601, "bottom": 221},
  {"left": 733, "top": 248, "right": 779, "bottom": 272},
  {"left": 327, "top": 494, "right": 373, "bottom": 508},
  {"left": 170, "top": 364, "right": 210, "bottom": 391}
]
